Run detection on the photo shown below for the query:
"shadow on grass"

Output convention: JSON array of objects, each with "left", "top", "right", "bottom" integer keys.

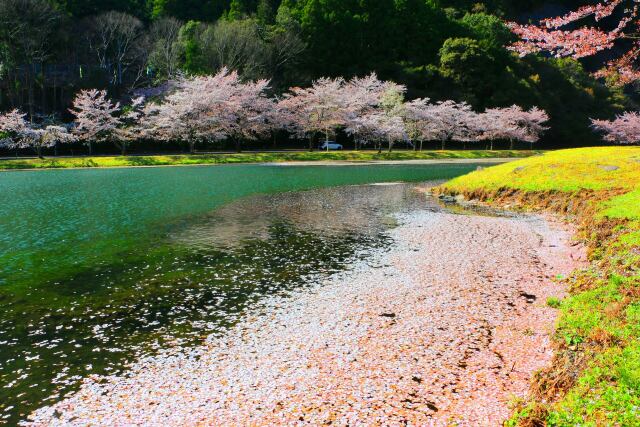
[
  {"left": 0, "top": 150, "right": 543, "bottom": 170},
  {"left": 122, "top": 156, "right": 166, "bottom": 166}
]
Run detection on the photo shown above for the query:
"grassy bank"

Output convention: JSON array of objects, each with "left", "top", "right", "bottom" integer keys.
[
  {"left": 0, "top": 150, "right": 540, "bottom": 170},
  {"left": 438, "top": 147, "right": 640, "bottom": 426}
]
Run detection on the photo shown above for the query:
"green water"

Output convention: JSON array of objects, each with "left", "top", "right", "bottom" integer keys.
[{"left": 0, "top": 163, "right": 483, "bottom": 424}]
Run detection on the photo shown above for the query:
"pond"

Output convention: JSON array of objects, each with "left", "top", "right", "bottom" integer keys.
[{"left": 0, "top": 163, "right": 489, "bottom": 424}]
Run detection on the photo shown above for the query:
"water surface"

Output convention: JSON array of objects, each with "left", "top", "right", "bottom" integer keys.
[{"left": 0, "top": 163, "right": 486, "bottom": 424}]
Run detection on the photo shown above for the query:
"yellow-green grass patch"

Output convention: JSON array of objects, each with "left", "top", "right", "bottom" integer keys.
[
  {"left": 439, "top": 146, "right": 640, "bottom": 426},
  {"left": 0, "top": 150, "right": 541, "bottom": 170}
]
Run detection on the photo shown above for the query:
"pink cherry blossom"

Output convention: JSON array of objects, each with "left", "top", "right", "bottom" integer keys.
[
  {"left": 479, "top": 106, "right": 549, "bottom": 149},
  {"left": 70, "top": 89, "right": 121, "bottom": 154},
  {"left": 508, "top": 1, "right": 640, "bottom": 83},
  {"left": 0, "top": 109, "right": 29, "bottom": 147},
  {"left": 407, "top": 100, "right": 480, "bottom": 150},
  {"left": 140, "top": 68, "right": 272, "bottom": 153},
  {"left": 342, "top": 74, "right": 407, "bottom": 151},
  {"left": 592, "top": 111, "right": 640, "bottom": 144},
  {"left": 1, "top": 110, "right": 75, "bottom": 157},
  {"left": 277, "top": 77, "right": 346, "bottom": 150}
]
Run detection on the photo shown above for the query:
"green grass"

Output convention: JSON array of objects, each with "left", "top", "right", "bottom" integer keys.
[
  {"left": 0, "top": 150, "right": 540, "bottom": 170},
  {"left": 444, "top": 146, "right": 640, "bottom": 193},
  {"left": 440, "top": 146, "right": 640, "bottom": 426}
]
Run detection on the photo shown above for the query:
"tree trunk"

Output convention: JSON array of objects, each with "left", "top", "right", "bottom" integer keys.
[
  {"left": 325, "top": 128, "right": 329, "bottom": 152},
  {"left": 510, "top": 140, "right": 515, "bottom": 150},
  {"left": 441, "top": 140, "right": 446, "bottom": 151},
  {"left": 490, "top": 141, "right": 494, "bottom": 151},
  {"left": 419, "top": 140, "right": 423, "bottom": 152},
  {"left": 189, "top": 141, "right": 196, "bottom": 154},
  {"left": 36, "top": 146, "right": 43, "bottom": 159},
  {"left": 309, "top": 134, "right": 317, "bottom": 152},
  {"left": 388, "top": 137, "right": 393, "bottom": 153},
  {"left": 88, "top": 142, "right": 93, "bottom": 156},
  {"left": 235, "top": 138, "right": 241, "bottom": 153}
]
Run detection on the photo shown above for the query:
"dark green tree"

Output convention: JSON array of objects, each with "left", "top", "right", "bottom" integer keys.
[
  {"left": 462, "top": 13, "right": 511, "bottom": 47},
  {"left": 393, "top": 0, "right": 458, "bottom": 66},
  {"left": 439, "top": 38, "right": 494, "bottom": 85},
  {"left": 49, "top": 0, "right": 150, "bottom": 19},
  {"left": 177, "top": 20, "right": 208, "bottom": 74},
  {"left": 227, "top": 0, "right": 247, "bottom": 20},
  {"left": 149, "top": 0, "right": 228, "bottom": 21},
  {"left": 257, "top": 0, "right": 276, "bottom": 24}
]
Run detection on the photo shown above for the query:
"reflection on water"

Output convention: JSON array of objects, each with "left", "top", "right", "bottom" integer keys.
[
  {"left": 171, "top": 183, "right": 440, "bottom": 250},
  {"left": 0, "top": 164, "right": 486, "bottom": 425}
]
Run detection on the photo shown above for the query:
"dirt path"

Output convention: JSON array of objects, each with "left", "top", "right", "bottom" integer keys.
[{"left": 26, "top": 210, "right": 585, "bottom": 426}]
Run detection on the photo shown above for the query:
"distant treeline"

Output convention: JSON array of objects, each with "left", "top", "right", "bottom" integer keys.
[{"left": 0, "top": 0, "right": 633, "bottom": 149}]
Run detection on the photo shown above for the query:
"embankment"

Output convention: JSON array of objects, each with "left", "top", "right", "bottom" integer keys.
[{"left": 438, "top": 146, "right": 640, "bottom": 425}]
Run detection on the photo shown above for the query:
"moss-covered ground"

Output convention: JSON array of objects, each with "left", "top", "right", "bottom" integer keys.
[{"left": 439, "top": 147, "right": 640, "bottom": 426}]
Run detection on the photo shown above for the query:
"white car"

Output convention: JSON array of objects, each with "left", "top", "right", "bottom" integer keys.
[{"left": 320, "top": 141, "right": 343, "bottom": 150}]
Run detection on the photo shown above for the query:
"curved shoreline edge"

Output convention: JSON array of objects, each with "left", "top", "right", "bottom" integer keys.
[
  {"left": 25, "top": 208, "right": 585, "bottom": 426},
  {"left": 437, "top": 147, "right": 640, "bottom": 425}
]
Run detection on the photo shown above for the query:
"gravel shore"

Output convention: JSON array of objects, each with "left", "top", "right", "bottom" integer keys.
[{"left": 26, "top": 209, "right": 585, "bottom": 426}]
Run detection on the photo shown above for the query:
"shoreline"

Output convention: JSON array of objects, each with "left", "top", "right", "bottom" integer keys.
[
  {"left": 25, "top": 207, "right": 586, "bottom": 426},
  {"left": 0, "top": 150, "right": 540, "bottom": 172},
  {"left": 437, "top": 147, "right": 640, "bottom": 424},
  {"left": 0, "top": 157, "right": 521, "bottom": 173},
  {"left": 262, "top": 158, "right": 521, "bottom": 166}
]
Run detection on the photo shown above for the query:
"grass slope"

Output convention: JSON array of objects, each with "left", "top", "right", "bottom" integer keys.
[
  {"left": 0, "top": 150, "right": 539, "bottom": 170},
  {"left": 440, "top": 147, "right": 640, "bottom": 426}
]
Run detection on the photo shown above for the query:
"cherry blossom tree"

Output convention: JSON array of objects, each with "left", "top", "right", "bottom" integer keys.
[
  {"left": 70, "top": 89, "right": 121, "bottom": 155},
  {"left": 403, "top": 98, "right": 433, "bottom": 151},
  {"left": 0, "top": 110, "right": 29, "bottom": 146},
  {"left": 344, "top": 112, "right": 382, "bottom": 151},
  {"left": 1, "top": 110, "right": 75, "bottom": 157},
  {"left": 341, "top": 74, "right": 408, "bottom": 151},
  {"left": 218, "top": 78, "right": 274, "bottom": 152},
  {"left": 115, "top": 96, "right": 146, "bottom": 155},
  {"left": 141, "top": 68, "right": 270, "bottom": 153},
  {"left": 479, "top": 106, "right": 550, "bottom": 150},
  {"left": 277, "top": 77, "right": 345, "bottom": 151},
  {"left": 141, "top": 71, "right": 233, "bottom": 152},
  {"left": 410, "top": 100, "right": 479, "bottom": 150},
  {"left": 20, "top": 126, "right": 76, "bottom": 158},
  {"left": 341, "top": 74, "right": 387, "bottom": 149},
  {"left": 513, "top": 106, "right": 550, "bottom": 149},
  {"left": 345, "top": 111, "right": 407, "bottom": 153},
  {"left": 342, "top": 74, "right": 387, "bottom": 113},
  {"left": 379, "top": 114, "right": 408, "bottom": 153},
  {"left": 508, "top": 1, "right": 640, "bottom": 84},
  {"left": 378, "top": 82, "right": 408, "bottom": 152},
  {"left": 592, "top": 111, "right": 640, "bottom": 144}
]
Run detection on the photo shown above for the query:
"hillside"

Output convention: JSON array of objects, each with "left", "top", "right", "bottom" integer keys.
[{"left": 0, "top": 0, "right": 631, "bottom": 150}]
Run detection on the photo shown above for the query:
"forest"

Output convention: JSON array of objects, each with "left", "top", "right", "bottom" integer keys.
[{"left": 0, "top": 0, "right": 634, "bottom": 153}]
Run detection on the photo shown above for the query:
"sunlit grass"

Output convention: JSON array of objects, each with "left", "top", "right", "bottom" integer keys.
[
  {"left": 444, "top": 146, "right": 640, "bottom": 192},
  {"left": 440, "top": 146, "right": 640, "bottom": 426},
  {"left": 0, "top": 150, "right": 540, "bottom": 170}
]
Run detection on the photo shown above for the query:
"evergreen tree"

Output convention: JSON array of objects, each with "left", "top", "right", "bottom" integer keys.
[
  {"left": 227, "top": 0, "right": 246, "bottom": 20},
  {"left": 257, "top": 0, "right": 276, "bottom": 24}
]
